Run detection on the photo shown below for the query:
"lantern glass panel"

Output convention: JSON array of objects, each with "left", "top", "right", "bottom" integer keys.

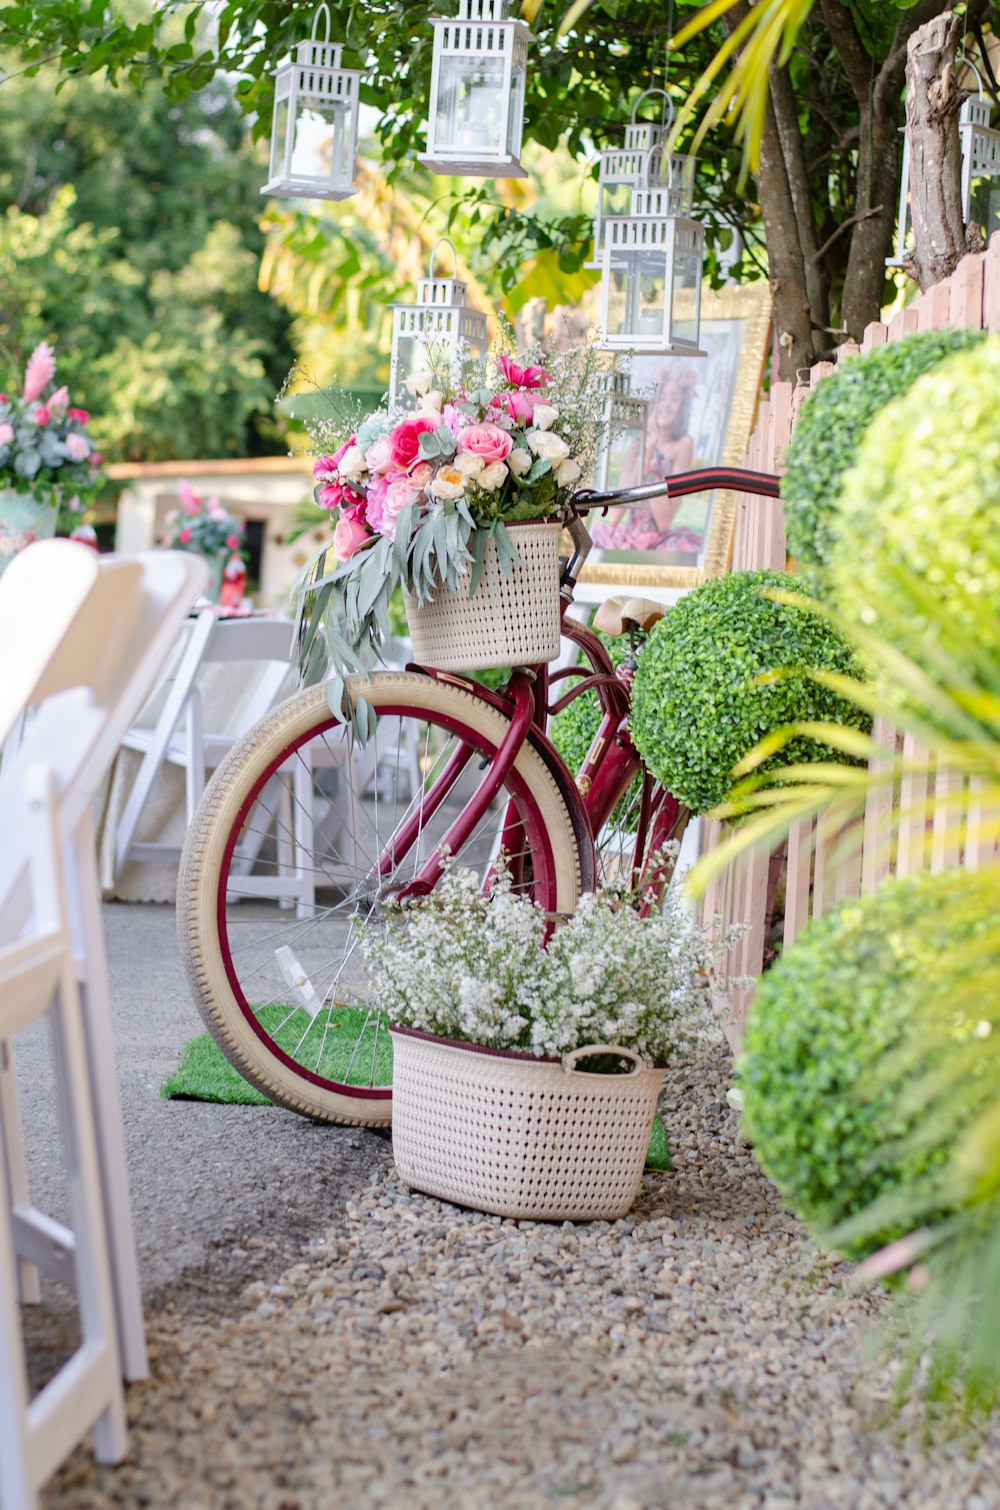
[
  {"left": 605, "top": 247, "right": 667, "bottom": 342},
  {"left": 670, "top": 244, "right": 701, "bottom": 345},
  {"left": 271, "top": 97, "right": 291, "bottom": 180},
  {"left": 969, "top": 175, "right": 1000, "bottom": 241},
  {"left": 436, "top": 56, "right": 506, "bottom": 155},
  {"left": 289, "top": 97, "right": 350, "bottom": 184}
]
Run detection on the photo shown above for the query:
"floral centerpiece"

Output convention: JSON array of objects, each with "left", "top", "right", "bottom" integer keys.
[
  {"left": 370, "top": 855, "right": 745, "bottom": 1220},
  {"left": 294, "top": 337, "right": 620, "bottom": 723},
  {"left": 0, "top": 341, "right": 103, "bottom": 569},
  {"left": 163, "top": 480, "right": 246, "bottom": 599}
]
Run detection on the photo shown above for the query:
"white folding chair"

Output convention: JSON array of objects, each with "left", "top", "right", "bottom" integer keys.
[
  {"left": 112, "top": 613, "right": 295, "bottom": 882},
  {"left": 0, "top": 541, "right": 207, "bottom": 1507}
]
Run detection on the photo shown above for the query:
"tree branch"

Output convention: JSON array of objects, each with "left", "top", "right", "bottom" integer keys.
[{"left": 818, "top": 0, "right": 869, "bottom": 104}]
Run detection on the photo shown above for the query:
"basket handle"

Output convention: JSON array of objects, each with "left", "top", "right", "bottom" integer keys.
[{"left": 562, "top": 1044, "right": 650, "bottom": 1076}]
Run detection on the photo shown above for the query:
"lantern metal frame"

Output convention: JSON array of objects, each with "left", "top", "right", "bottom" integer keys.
[
  {"left": 261, "top": 4, "right": 363, "bottom": 203},
  {"left": 592, "top": 369, "right": 649, "bottom": 492},
  {"left": 420, "top": 0, "right": 534, "bottom": 179},
  {"left": 388, "top": 239, "right": 490, "bottom": 409},
  {"left": 599, "top": 151, "right": 706, "bottom": 357},
  {"left": 586, "top": 90, "right": 696, "bottom": 270},
  {"left": 888, "top": 64, "right": 1000, "bottom": 267}
]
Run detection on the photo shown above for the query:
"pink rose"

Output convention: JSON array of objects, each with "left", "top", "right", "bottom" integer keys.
[
  {"left": 497, "top": 354, "right": 550, "bottom": 390},
  {"left": 388, "top": 416, "right": 438, "bottom": 475},
  {"left": 89, "top": 451, "right": 103, "bottom": 467},
  {"left": 178, "top": 528, "right": 193, "bottom": 545},
  {"left": 333, "top": 514, "right": 371, "bottom": 561},
  {"left": 0, "top": 394, "right": 7, "bottom": 405},
  {"left": 64, "top": 432, "right": 90, "bottom": 462},
  {"left": 364, "top": 474, "right": 389, "bottom": 532},
  {"left": 33, "top": 405, "right": 52, "bottom": 426},
  {"left": 225, "top": 533, "right": 242, "bottom": 549},
  {"left": 365, "top": 435, "right": 394, "bottom": 476},
  {"left": 456, "top": 423, "right": 514, "bottom": 468},
  {"left": 49, "top": 386, "right": 70, "bottom": 412},
  {"left": 0, "top": 422, "right": 14, "bottom": 446},
  {"left": 381, "top": 477, "right": 417, "bottom": 541},
  {"left": 68, "top": 407, "right": 90, "bottom": 425}
]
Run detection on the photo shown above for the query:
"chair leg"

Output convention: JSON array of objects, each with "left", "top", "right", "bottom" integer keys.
[
  {"left": 0, "top": 1169, "right": 38, "bottom": 1510},
  {"left": 65, "top": 819, "right": 148, "bottom": 1383},
  {"left": 0, "top": 1035, "right": 41, "bottom": 1304},
  {"left": 47, "top": 964, "right": 129, "bottom": 1465}
]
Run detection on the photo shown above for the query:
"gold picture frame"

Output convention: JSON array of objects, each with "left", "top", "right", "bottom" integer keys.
[{"left": 579, "top": 281, "right": 772, "bottom": 591}]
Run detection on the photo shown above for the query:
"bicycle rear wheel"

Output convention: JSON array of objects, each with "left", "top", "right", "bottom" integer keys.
[{"left": 178, "top": 672, "right": 582, "bottom": 1124}]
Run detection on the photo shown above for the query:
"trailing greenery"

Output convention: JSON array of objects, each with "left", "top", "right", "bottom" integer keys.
[
  {"left": 629, "top": 569, "right": 869, "bottom": 816},
  {"left": 740, "top": 870, "right": 989, "bottom": 1261},
  {"left": 833, "top": 337, "right": 1000, "bottom": 701},
  {"left": 781, "top": 329, "right": 983, "bottom": 579}
]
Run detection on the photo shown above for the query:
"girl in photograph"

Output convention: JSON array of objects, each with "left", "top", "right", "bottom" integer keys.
[{"left": 591, "top": 366, "right": 701, "bottom": 553}]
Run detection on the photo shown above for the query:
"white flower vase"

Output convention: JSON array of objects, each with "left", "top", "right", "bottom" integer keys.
[{"left": 0, "top": 491, "right": 59, "bottom": 576}]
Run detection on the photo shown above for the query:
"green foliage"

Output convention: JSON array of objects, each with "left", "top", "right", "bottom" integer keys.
[
  {"left": 629, "top": 569, "right": 870, "bottom": 816},
  {"left": 0, "top": 62, "right": 294, "bottom": 461},
  {"left": 741, "top": 870, "right": 990, "bottom": 1259},
  {"left": 833, "top": 336, "right": 1000, "bottom": 694},
  {"left": 781, "top": 330, "right": 984, "bottom": 578}
]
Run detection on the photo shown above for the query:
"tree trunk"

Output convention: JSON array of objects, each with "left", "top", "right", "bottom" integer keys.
[{"left": 905, "top": 10, "right": 969, "bottom": 290}]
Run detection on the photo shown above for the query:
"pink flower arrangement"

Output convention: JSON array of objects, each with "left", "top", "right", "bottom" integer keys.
[
  {"left": 0, "top": 340, "right": 104, "bottom": 513},
  {"left": 163, "top": 481, "right": 247, "bottom": 561}
]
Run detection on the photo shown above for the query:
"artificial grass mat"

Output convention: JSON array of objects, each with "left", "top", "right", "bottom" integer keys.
[{"left": 161, "top": 1005, "right": 671, "bottom": 1170}]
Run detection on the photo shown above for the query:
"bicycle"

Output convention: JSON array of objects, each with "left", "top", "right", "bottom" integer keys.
[{"left": 177, "top": 466, "right": 781, "bottom": 1124}]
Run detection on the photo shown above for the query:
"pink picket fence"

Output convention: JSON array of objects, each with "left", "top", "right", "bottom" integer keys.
[{"left": 702, "top": 234, "right": 1000, "bottom": 1040}]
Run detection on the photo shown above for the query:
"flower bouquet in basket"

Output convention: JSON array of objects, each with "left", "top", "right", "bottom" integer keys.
[
  {"left": 0, "top": 341, "right": 104, "bottom": 569},
  {"left": 293, "top": 337, "right": 623, "bottom": 733},
  {"left": 368, "top": 853, "right": 746, "bottom": 1221}
]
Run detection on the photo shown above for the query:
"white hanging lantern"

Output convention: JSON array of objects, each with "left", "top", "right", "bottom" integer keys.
[
  {"left": 888, "top": 67, "right": 1000, "bottom": 267},
  {"left": 420, "top": 0, "right": 533, "bottom": 179},
  {"left": 593, "top": 370, "right": 648, "bottom": 491},
  {"left": 389, "top": 239, "right": 490, "bottom": 408},
  {"left": 586, "top": 91, "right": 696, "bottom": 270},
  {"left": 599, "top": 150, "right": 706, "bottom": 356},
  {"left": 261, "top": 4, "right": 362, "bottom": 202}
]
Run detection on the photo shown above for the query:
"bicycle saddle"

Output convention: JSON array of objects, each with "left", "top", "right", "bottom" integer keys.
[{"left": 593, "top": 596, "right": 667, "bottom": 637}]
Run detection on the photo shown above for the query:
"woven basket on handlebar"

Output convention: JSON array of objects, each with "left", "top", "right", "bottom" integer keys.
[
  {"left": 390, "top": 1027, "right": 665, "bottom": 1221},
  {"left": 402, "top": 520, "right": 562, "bottom": 671}
]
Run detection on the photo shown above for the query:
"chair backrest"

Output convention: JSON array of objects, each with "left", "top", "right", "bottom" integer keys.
[
  {"left": 0, "top": 539, "right": 101, "bottom": 746},
  {"left": 0, "top": 548, "right": 209, "bottom": 932}
]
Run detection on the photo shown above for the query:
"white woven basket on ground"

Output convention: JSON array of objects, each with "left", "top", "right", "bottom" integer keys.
[
  {"left": 402, "top": 520, "right": 562, "bottom": 671},
  {"left": 390, "top": 1027, "right": 665, "bottom": 1221}
]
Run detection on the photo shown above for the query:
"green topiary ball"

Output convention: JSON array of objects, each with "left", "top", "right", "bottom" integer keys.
[
  {"left": 629, "top": 569, "right": 869, "bottom": 815},
  {"left": 781, "top": 328, "right": 983, "bottom": 578},
  {"left": 740, "top": 870, "right": 988, "bottom": 1257},
  {"left": 832, "top": 336, "right": 1000, "bottom": 678}
]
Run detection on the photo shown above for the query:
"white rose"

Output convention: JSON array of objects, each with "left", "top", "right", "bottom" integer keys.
[
  {"left": 531, "top": 403, "right": 559, "bottom": 432},
  {"left": 405, "top": 369, "right": 434, "bottom": 397},
  {"left": 454, "top": 451, "right": 485, "bottom": 478},
  {"left": 429, "top": 465, "right": 467, "bottom": 501},
  {"left": 337, "top": 444, "right": 365, "bottom": 478},
  {"left": 478, "top": 461, "right": 508, "bottom": 491},
  {"left": 553, "top": 457, "right": 582, "bottom": 488},
  {"left": 526, "top": 429, "right": 570, "bottom": 462},
  {"left": 417, "top": 390, "right": 444, "bottom": 414},
  {"left": 506, "top": 448, "right": 533, "bottom": 477}
]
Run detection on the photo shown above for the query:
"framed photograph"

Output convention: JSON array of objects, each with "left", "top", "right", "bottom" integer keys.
[{"left": 579, "top": 281, "right": 772, "bottom": 592}]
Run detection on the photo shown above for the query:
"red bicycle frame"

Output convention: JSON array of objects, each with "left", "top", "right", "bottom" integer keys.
[{"left": 391, "top": 466, "right": 782, "bottom": 904}]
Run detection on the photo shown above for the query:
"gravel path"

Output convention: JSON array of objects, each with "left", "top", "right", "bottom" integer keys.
[{"left": 40, "top": 1047, "right": 1000, "bottom": 1509}]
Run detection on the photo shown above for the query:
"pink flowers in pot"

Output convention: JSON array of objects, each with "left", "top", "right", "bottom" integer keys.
[
  {"left": 0, "top": 340, "right": 104, "bottom": 511},
  {"left": 162, "top": 481, "right": 247, "bottom": 563}
]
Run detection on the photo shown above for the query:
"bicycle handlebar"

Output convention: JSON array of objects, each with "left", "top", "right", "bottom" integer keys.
[{"left": 569, "top": 466, "right": 781, "bottom": 513}]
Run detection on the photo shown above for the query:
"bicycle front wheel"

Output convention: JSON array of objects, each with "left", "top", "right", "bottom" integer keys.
[{"left": 178, "top": 672, "right": 582, "bottom": 1124}]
